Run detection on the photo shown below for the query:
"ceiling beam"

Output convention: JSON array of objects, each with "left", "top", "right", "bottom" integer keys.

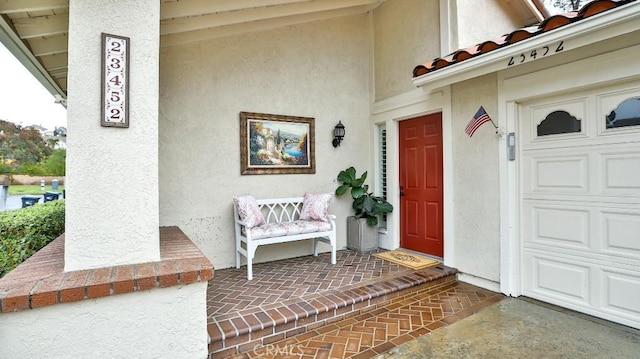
[
  {"left": 39, "top": 52, "right": 67, "bottom": 69},
  {"left": 12, "top": 13, "right": 68, "bottom": 38},
  {"left": 161, "top": 5, "right": 376, "bottom": 47},
  {"left": 27, "top": 34, "right": 67, "bottom": 56},
  {"left": 160, "top": 0, "right": 312, "bottom": 20},
  {"left": 0, "top": 0, "right": 68, "bottom": 14},
  {"left": 49, "top": 69, "right": 66, "bottom": 79},
  {"left": 161, "top": 0, "right": 381, "bottom": 35}
]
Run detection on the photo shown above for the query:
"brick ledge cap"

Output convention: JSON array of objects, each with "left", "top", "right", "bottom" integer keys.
[{"left": 0, "top": 226, "right": 214, "bottom": 313}]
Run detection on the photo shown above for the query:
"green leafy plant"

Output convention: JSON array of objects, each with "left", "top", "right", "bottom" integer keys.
[
  {"left": 335, "top": 167, "right": 393, "bottom": 226},
  {"left": 0, "top": 200, "right": 65, "bottom": 278}
]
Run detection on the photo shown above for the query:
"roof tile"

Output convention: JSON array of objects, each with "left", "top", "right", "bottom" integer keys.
[
  {"left": 452, "top": 45, "right": 481, "bottom": 61},
  {"left": 539, "top": 13, "right": 577, "bottom": 31},
  {"left": 477, "top": 35, "right": 508, "bottom": 52},
  {"left": 504, "top": 26, "right": 540, "bottom": 43},
  {"left": 413, "top": 0, "right": 635, "bottom": 78},
  {"left": 579, "top": 0, "right": 619, "bottom": 16}
]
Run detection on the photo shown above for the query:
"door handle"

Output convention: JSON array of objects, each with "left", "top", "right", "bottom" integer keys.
[{"left": 400, "top": 185, "right": 405, "bottom": 197}]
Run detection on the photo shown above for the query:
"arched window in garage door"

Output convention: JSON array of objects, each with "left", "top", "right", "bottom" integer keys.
[
  {"left": 606, "top": 97, "right": 640, "bottom": 129},
  {"left": 537, "top": 110, "right": 581, "bottom": 136}
]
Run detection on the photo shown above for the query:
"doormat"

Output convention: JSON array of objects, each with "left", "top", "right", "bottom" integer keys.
[{"left": 372, "top": 250, "right": 440, "bottom": 270}]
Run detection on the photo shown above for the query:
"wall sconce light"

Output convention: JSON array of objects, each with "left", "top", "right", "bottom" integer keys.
[{"left": 332, "top": 121, "right": 345, "bottom": 147}]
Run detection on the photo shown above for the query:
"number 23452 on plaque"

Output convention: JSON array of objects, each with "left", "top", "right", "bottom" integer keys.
[{"left": 101, "top": 33, "right": 129, "bottom": 128}]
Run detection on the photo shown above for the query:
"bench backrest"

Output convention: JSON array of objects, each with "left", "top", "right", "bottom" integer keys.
[{"left": 251, "top": 197, "right": 305, "bottom": 224}]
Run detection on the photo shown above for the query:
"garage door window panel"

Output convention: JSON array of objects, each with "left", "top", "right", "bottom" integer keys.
[
  {"left": 605, "top": 97, "right": 640, "bottom": 129},
  {"left": 537, "top": 110, "right": 582, "bottom": 136}
]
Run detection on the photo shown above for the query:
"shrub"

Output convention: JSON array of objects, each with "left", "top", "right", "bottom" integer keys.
[
  {"left": 17, "top": 161, "right": 46, "bottom": 176},
  {"left": 0, "top": 200, "right": 65, "bottom": 278},
  {"left": 0, "top": 162, "right": 12, "bottom": 174},
  {"left": 42, "top": 149, "right": 66, "bottom": 176}
]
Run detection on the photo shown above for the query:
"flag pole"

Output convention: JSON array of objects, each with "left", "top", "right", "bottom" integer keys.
[
  {"left": 487, "top": 117, "right": 505, "bottom": 137},
  {"left": 487, "top": 116, "right": 505, "bottom": 137},
  {"left": 488, "top": 118, "right": 499, "bottom": 133}
]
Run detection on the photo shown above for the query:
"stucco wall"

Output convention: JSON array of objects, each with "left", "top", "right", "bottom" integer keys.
[
  {"left": 158, "top": 16, "right": 373, "bottom": 269},
  {"left": 455, "top": 0, "right": 521, "bottom": 49},
  {"left": 65, "top": 0, "right": 160, "bottom": 270},
  {"left": 0, "top": 282, "right": 208, "bottom": 359},
  {"left": 373, "top": 0, "right": 440, "bottom": 101},
  {"left": 450, "top": 74, "right": 500, "bottom": 282}
]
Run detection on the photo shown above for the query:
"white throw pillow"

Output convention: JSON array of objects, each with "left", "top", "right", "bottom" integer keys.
[
  {"left": 233, "top": 195, "right": 265, "bottom": 228},
  {"left": 300, "top": 192, "right": 332, "bottom": 222}
]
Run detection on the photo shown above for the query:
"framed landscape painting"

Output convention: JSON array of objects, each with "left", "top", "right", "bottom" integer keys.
[{"left": 240, "top": 112, "right": 315, "bottom": 175}]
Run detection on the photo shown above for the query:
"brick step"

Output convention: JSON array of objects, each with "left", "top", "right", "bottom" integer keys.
[
  {"left": 208, "top": 265, "right": 459, "bottom": 358},
  {"left": 244, "top": 280, "right": 504, "bottom": 359}
]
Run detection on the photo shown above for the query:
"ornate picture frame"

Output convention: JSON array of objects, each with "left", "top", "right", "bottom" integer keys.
[{"left": 240, "top": 112, "right": 315, "bottom": 175}]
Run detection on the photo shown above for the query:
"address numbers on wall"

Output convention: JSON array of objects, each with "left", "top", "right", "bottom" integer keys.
[
  {"left": 101, "top": 33, "right": 130, "bottom": 128},
  {"left": 507, "top": 41, "right": 565, "bottom": 67}
]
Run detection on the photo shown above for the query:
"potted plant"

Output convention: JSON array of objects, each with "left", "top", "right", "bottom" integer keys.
[{"left": 335, "top": 166, "right": 393, "bottom": 252}]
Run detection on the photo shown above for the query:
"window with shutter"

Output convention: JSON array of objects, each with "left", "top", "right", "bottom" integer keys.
[{"left": 378, "top": 124, "right": 387, "bottom": 229}]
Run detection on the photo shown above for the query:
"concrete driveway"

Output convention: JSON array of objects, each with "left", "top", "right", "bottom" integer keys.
[{"left": 377, "top": 297, "right": 640, "bottom": 358}]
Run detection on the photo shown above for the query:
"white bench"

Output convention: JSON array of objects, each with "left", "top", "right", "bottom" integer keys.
[{"left": 233, "top": 197, "right": 337, "bottom": 280}]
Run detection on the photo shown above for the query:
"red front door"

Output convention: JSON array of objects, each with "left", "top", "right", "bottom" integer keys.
[{"left": 399, "top": 113, "right": 444, "bottom": 257}]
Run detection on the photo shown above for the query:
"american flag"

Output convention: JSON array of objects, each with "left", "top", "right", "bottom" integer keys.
[{"left": 465, "top": 106, "right": 492, "bottom": 137}]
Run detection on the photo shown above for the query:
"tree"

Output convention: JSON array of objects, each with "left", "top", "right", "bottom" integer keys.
[
  {"left": 46, "top": 137, "right": 59, "bottom": 149},
  {"left": 0, "top": 120, "right": 53, "bottom": 172},
  {"left": 543, "top": 0, "right": 583, "bottom": 13},
  {"left": 42, "top": 149, "right": 66, "bottom": 176}
]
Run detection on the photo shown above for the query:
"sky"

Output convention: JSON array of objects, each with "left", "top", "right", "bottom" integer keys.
[{"left": 0, "top": 42, "right": 67, "bottom": 131}]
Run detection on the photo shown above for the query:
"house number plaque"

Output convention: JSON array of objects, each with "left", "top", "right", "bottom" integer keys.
[{"left": 101, "top": 33, "right": 129, "bottom": 128}]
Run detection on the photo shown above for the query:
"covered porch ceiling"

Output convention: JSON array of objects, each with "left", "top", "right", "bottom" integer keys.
[{"left": 0, "top": 0, "right": 543, "bottom": 99}]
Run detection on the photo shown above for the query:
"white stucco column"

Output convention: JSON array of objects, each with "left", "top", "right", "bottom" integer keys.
[{"left": 65, "top": 0, "right": 160, "bottom": 271}]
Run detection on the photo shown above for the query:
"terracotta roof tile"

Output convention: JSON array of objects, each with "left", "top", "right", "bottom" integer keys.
[
  {"left": 413, "top": 64, "right": 429, "bottom": 77},
  {"left": 477, "top": 35, "right": 509, "bottom": 52},
  {"left": 452, "top": 45, "right": 481, "bottom": 61},
  {"left": 579, "top": 0, "right": 620, "bottom": 16},
  {"left": 539, "top": 12, "right": 578, "bottom": 31},
  {"left": 413, "top": 0, "right": 636, "bottom": 78},
  {"left": 435, "top": 54, "right": 455, "bottom": 69},
  {"left": 504, "top": 25, "right": 541, "bottom": 43}
]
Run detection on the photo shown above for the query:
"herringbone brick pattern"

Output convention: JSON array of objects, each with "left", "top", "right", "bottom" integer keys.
[
  {"left": 246, "top": 282, "right": 503, "bottom": 359},
  {"left": 208, "top": 250, "right": 409, "bottom": 318},
  {"left": 205, "top": 249, "right": 503, "bottom": 358},
  {"left": 206, "top": 250, "right": 463, "bottom": 358}
]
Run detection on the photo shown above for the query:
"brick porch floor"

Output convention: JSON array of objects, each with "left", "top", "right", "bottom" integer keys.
[{"left": 207, "top": 250, "right": 503, "bottom": 358}]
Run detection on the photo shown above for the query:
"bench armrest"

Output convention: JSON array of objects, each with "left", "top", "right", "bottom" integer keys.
[
  {"left": 234, "top": 218, "right": 249, "bottom": 227},
  {"left": 327, "top": 214, "right": 337, "bottom": 229}
]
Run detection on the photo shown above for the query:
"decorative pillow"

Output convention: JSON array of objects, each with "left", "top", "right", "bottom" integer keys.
[
  {"left": 233, "top": 195, "right": 265, "bottom": 228},
  {"left": 300, "top": 192, "right": 332, "bottom": 222}
]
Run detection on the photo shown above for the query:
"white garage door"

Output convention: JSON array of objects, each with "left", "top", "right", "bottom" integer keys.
[{"left": 520, "top": 81, "right": 640, "bottom": 329}]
